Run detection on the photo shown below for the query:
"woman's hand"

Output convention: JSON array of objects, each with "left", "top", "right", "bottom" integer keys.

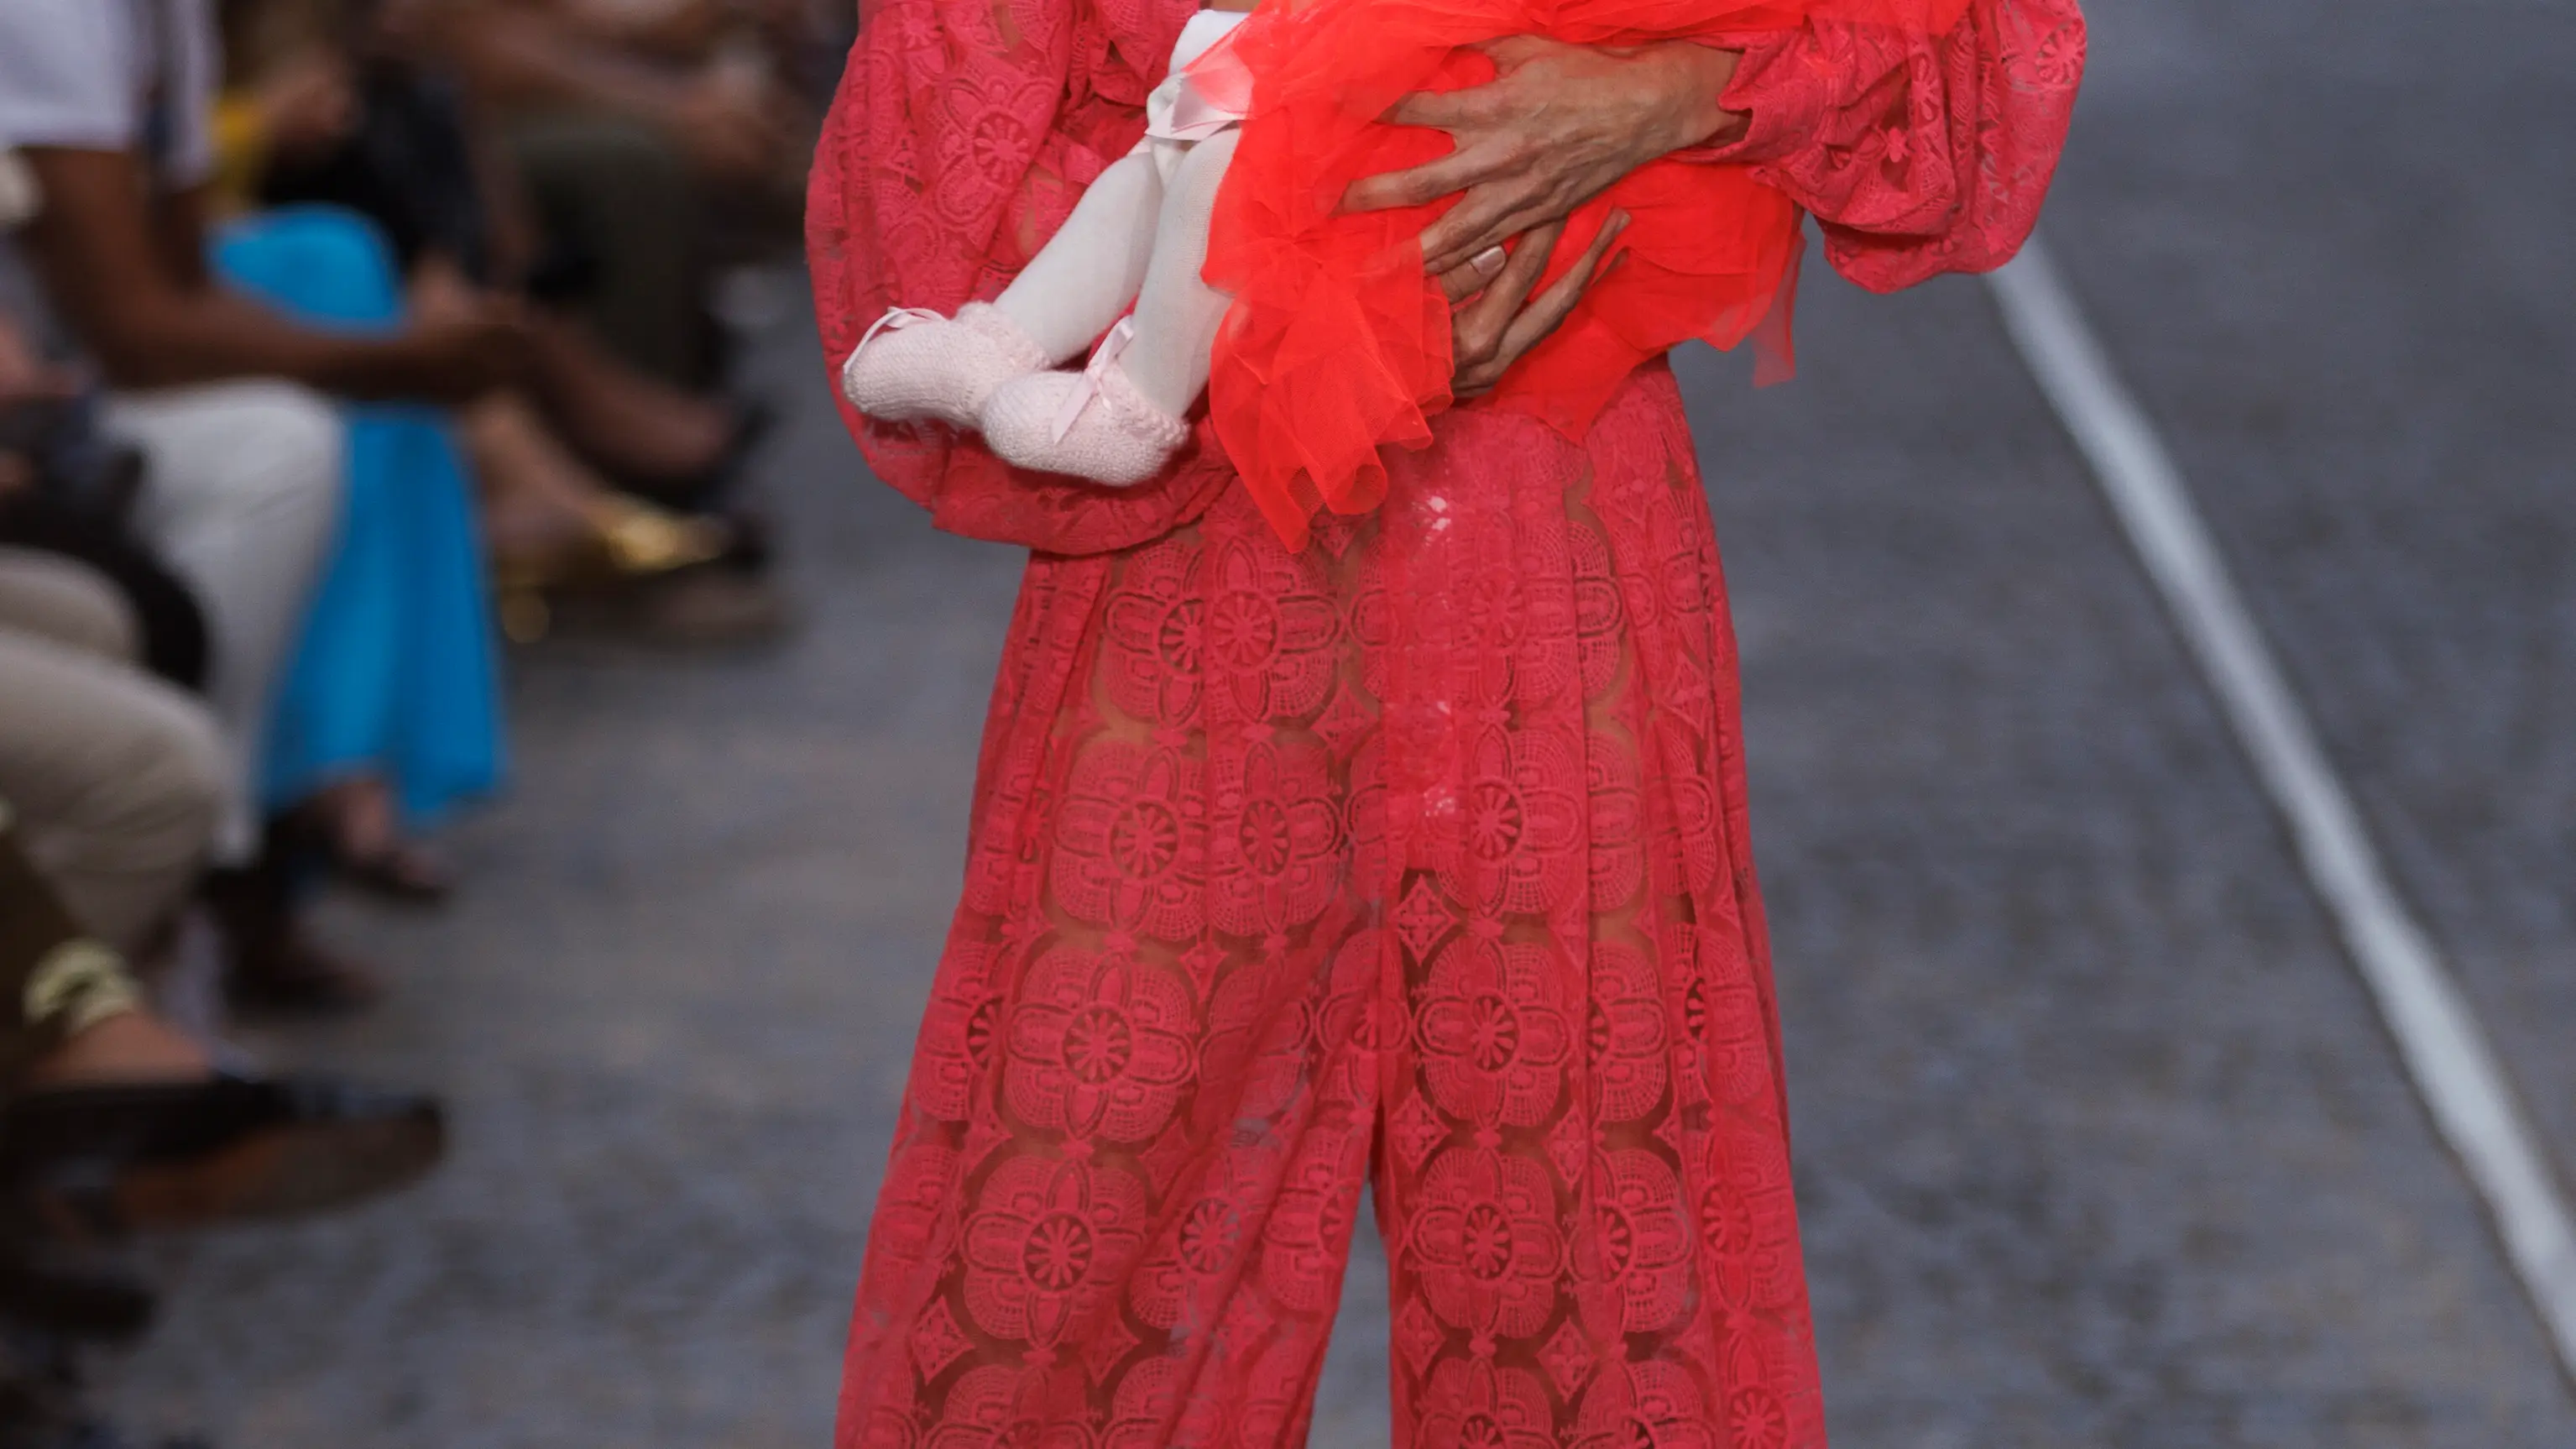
[
  {"left": 1347, "top": 37, "right": 1748, "bottom": 277},
  {"left": 1441, "top": 211, "right": 1627, "bottom": 397},
  {"left": 1343, "top": 37, "right": 1745, "bottom": 388}
]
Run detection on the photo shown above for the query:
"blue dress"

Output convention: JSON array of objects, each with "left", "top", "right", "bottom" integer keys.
[{"left": 212, "top": 205, "right": 507, "bottom": 827}]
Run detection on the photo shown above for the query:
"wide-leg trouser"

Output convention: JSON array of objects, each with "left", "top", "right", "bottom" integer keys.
[{"left": 841, "top": 369, "right": 1826, "bottom": 1449}]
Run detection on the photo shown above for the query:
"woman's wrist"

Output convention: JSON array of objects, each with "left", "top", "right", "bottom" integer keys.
[{"left": 1638, "top": 42, "right": 1748, "bottom": 154}]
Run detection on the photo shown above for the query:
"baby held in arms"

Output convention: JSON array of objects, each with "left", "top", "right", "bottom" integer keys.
[
  {"left": 839, "top": 5, "right": 1256, "bottom": 487},
  {"left": 840, "top": 0, "right": 1965, "bottom": 544}
]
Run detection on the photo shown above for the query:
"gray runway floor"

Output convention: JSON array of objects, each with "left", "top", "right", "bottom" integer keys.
[{"left": 97, "top": 1, "right": 2576, "bottom": 1443}]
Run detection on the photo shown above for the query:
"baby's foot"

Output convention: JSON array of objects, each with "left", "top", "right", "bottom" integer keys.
[
  {"left": 982, "top": 353, "right": 1189, "bottom": 488},
  {"left": 840, "top": 301, "right": 1047, "bottom": 426}
]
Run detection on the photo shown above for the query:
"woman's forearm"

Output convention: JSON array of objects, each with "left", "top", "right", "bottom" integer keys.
[{"left": 1635, "top": 41, "right": 1750, "bottom": 154}]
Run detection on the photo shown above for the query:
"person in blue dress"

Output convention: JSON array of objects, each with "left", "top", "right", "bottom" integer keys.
[{"left": 213, "top": 204, "right": 504, "bottom": 900}]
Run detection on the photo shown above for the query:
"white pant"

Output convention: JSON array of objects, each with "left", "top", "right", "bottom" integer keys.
[{"left": 103, "top": 381, "right": 344, "bottom": 863}]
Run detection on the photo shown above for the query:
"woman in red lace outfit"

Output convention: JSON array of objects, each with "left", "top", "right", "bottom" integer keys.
[{"left": 808, "top": 2, "right": 2083, "bottom": 1446}]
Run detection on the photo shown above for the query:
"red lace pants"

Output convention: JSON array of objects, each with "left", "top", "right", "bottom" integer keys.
[{"left": 840, "top": 365, "right": 1825, "bottom": 1449}]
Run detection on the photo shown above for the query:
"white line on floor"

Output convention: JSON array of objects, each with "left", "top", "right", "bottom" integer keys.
[{"left": 1987, "top": 235, "right": 2576, "bottom": 1379}]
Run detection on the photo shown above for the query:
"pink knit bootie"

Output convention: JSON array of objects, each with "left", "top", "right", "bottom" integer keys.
[
  {"left": 839, "top": 301, "right": 1048, "bottom": 426},
  {"left": 980, "top": 322, "right": 1189, "bottom": 487}
]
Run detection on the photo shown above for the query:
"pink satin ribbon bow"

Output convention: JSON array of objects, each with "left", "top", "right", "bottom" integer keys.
[
  {"left": 1050, "top": 317, "right": 1137, "bottom": 443},
  {"left": 1149, "top": 84, "right": 1244, "bottom": 143},
  {"left": 856, "top": 306, "right": 943, "bottom": 356},
  {"left": 1144, "top": 24, "right": 1253, "bottom": 144}
]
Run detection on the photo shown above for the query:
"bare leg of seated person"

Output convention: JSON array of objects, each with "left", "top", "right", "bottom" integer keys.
[
  {"left": 0, "top": 797, "right": 201, "bottom": 1086},
  {"left": 464, "top": 391, "right": 782, "bottom": 646},
  {"left": 273, "top": 775, "right": 455, "bottom": 906},
  {"left": 523, "top": 310, "right": 746, "bottom": 489},
  {"left": 410, "top": 257, "right": 745, "bottom": 499},
  {"left": 0, "top": 819, "right": 445, "bottom": 1233},
  {"left": 470, "top": 390, "right": 732, "bottom": 580}
]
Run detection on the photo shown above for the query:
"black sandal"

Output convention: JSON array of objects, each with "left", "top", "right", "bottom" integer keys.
[
  {"left": 0, "top": 1075, "right": 446, "bottom": 1238},
  {"left": 265, "top": 804, "right": 455, "bottom": 907},
  {"left": 0, "top": 1236, "right": 157, "bottom": 1341},
  {"left": 330, "top": 839, "right": 456, "bottom": 905}
]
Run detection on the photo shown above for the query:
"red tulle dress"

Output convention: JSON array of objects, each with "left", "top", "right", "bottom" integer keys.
[
  {"left": 1196, "top": 0, "right": 1967, "bottom": 548},
  {"left": 807, "top": 0, "right": 2083, "bottom": 1444}
]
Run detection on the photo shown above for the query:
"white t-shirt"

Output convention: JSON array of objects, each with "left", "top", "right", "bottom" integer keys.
[{"left": 0, "top": 0, "right": 218, "bottom": 191}]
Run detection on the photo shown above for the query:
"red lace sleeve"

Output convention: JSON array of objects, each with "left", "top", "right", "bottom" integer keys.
[{"left": 1685, "top": 0, "right": 2086, "bottom": 291}]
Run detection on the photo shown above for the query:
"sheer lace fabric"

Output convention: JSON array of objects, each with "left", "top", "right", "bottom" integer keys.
[
  {"left": 841, "top": 374, "right": 1826, "bottom": 1449},
  {"left": 1196, "top": 0, "right": 1989, "bottom": 549},
  {"left": 1693, "top": 2, "right": 2089, "bottom": 290},
  {"left": 807, "top": 2, "right": 2084, "bottom": 1446}
]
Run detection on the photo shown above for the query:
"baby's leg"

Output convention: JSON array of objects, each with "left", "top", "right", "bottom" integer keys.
[
  {"left": 1119, "top": 129, "right": 1240, "bottom": 418},
  {"left": 993, "top": 152, "right": 1166, "bottom": 364},
  {"left": 975, "top": 133, "right": 1239, "bottom": 486},
  {"left": 843, "top": 150, "right": 1163, "bottom": 425}
]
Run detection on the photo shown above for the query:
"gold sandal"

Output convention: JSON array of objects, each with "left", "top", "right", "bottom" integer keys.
[{"left": 493, "top": 496, "right": 739, "bottom": 643}]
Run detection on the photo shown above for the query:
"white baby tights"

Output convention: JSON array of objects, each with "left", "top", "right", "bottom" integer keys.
[{"left": 990, "top": 128, "right": 1241, "bottom": 420}]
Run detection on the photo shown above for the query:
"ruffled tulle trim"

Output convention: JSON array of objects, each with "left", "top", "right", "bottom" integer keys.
[{"left": 1202, "top": 0, "right": 1967, "bottom": 548}]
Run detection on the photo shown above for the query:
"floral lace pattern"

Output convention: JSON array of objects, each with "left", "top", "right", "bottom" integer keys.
[
  {"left": 1699, "top": 0, "right": 2089, "bottom": 290},
  {"left": 837, "top": 376, "right": 1830, "bottom": 1449},
  {"left": 809, "top": 0, "right": 2084, "bottom": 1446}
]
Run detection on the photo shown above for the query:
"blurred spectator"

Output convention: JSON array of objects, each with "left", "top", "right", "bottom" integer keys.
[
  {"left": 222, "top": 0, "right": 769, "bottom": 486},
  {"left": 3, "top": 298, "right": 447, "bottom": 1446},
  {"left": 202, "top": 208, "right": 506, "bottom": 905},
  {"left": 0, "top": 544, "right": 224, "bottom": 959},
  {"left": 0, "top": 2, "right": 523, "bottom": 1003},
  {"left": 1, "top": 323, "right": 222, "bottom": 955},
  {"left": 213, "top": 0, "right": 786, "bottom": 644},
  {"left": 0, "top": 813, "right": 444, "bottom": 1226},
  {"left": 0, "top": 222, "right": 213, "bottom": 697},
  {"left": 395, "top": 0, "right": 813, "bottom": 384},
  {"left": 0, "top": 809, "right": 446, "bottom": 1448}
]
